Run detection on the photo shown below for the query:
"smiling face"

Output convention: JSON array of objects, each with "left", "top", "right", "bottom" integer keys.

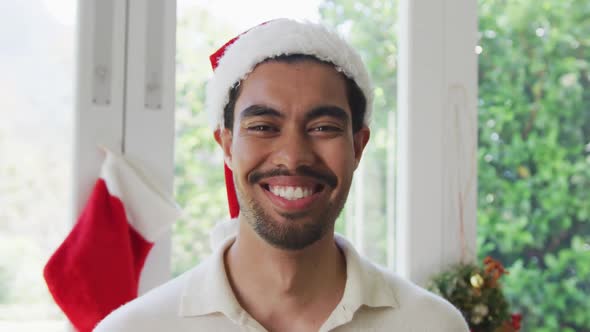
[{"left": 215, "top": 59, "right": 370, "bottom": 250}]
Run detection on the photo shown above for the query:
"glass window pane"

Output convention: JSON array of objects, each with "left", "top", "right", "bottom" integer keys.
[
  {"left": 0, "top": 0, "right": 76, "bottom": 330},
  {"left": 478, "top": 0, "right": 590, "bottom": 330},
  {"left": 173, "top": 0, "right": 398, "bottom": 275}
]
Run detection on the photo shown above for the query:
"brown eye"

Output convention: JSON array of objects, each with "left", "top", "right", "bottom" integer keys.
[
  {"left": 310, "top": 125, "right": 342, "bottom": 132},
  {"left": 248, "top": 125, "right": 278, "bottom": 132}
]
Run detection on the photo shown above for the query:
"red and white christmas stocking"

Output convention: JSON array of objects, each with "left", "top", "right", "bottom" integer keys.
[{"left": 43, "top": 149, "right": 179, "bottom": 332}]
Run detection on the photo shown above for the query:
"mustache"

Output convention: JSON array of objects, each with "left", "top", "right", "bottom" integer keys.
[{"left": 248, "top": 166, "right": 338, "bottom": 188}]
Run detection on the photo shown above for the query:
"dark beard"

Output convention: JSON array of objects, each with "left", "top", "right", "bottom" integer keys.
[
  {"left": 236, "top": 189, "right": 343, "bottom": 250},
  {"left": 234, "top": 165, "right": 349, "bottom": 250},
  {"left": 240, "top": 195, "right": 331, "bottom": 250}
]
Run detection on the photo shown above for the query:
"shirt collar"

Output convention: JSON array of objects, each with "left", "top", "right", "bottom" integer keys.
[
  {"left": 335, "top": 234, "right": 399, "bottom": 311},
  {"left": 178, "top": 219, "right": 399, "bottom": 325},
  {"left": 312, "top": 234, "right": 399, "bottom": 331},
  {"left": 178, "top": 236, "right": 244, "bottom": 322}
]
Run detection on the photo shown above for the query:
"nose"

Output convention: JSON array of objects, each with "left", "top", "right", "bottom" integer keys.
[{"left": 270, "top": 128, "right": 316, "bottom": 170}]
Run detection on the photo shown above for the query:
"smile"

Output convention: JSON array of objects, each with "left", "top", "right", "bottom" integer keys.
[
  {"left": 268, "top": 185, "right": 314, "bottom": 200},
  {"left": 260, "top": 179, "right": 325, "bottom": 211}
]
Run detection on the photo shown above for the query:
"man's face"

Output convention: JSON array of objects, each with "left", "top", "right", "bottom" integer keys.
[{"left": 216, "top": 60, "right": 370, "bottom": 250}]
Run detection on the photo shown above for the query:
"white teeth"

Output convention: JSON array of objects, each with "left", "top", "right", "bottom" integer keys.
[{"left": 269, "top": 186, "right": 314, "bottom": 200}]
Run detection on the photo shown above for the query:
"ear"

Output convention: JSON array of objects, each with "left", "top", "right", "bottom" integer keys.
[
  {"left": 214, "top": 127, "right": 233, "bottom": 169},
  {"left": 353, "top": 126, "right": 370, "bottom": 169}
]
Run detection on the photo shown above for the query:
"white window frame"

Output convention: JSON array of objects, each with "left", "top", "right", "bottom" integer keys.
[
  {"left": 73, "top": 0, "right": 477, "bottom": 292},
  {"left": 396, "top": 0, "right": 478, "bottom": 285}
]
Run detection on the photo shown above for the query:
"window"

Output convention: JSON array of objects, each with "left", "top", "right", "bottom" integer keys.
[
  {"left": 0, "top": 0, "right": 76, "bottom": 330},
  {"left": 0, "top": 0, "right": 482, "bottom": 329},
  {"left": 478, "top": 0, "right": 590, "bottom": 329},
  {"left": 173, "top": 0, "right": 398, "bottom": 275}
]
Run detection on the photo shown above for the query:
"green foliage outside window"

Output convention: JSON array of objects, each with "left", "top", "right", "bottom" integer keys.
[
  {"left": 173, "top": 8, "right": 233, "bottom": 274},
  {"left": 477, "top": 0, "right": 590, "bottom": 330}
]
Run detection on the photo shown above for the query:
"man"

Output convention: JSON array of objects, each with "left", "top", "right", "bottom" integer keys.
[{"left": 96, "top": 19, "right": 469, "bottom": 331}]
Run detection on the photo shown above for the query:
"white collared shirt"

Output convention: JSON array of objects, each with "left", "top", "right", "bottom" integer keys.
[{"left": 95, "top": 230, "right": 469, "bottom": 332}]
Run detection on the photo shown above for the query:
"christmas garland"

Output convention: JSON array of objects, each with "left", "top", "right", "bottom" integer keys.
[{"left": 428, "top": 257, "right": 522, "bottom": 332}]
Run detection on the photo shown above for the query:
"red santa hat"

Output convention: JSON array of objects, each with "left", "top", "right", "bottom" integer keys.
[{"left": 207, "top": 18, "right": 372, "bottom": 218}]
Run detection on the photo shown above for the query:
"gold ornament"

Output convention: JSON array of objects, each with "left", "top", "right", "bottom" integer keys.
[
  {"left": 470, "top": 274, "right": 484, "bottom": 289},
  {"left": 517, "top": 165, "right": 530, "bottom": 178}
]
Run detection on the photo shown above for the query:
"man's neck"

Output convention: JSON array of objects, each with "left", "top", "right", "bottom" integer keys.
[{"left": 224, "top": 220, "right": 346, "bottom": 331}]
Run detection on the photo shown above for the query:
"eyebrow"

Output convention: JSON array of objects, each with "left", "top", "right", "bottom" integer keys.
[
  {"left": 239, "top": 104, "right": 349, "bottom": 123},
  {"left": 239, "top": 105, "right": 284, "bottom": 120},
  {"left": 304, "top": 106, "right": 349, "bottom": 123}
]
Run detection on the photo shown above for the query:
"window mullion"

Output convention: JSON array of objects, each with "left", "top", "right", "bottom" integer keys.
[
  {"left": 396, "top": 0, "right": 478, "bottom": 286},
  {"left": 124, "top": 0, "right": 177, "bottom": 294}
]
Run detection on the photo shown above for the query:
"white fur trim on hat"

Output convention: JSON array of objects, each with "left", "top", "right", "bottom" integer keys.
[{"left": 206, "top": 18, "right": 373, "bottom": 129}]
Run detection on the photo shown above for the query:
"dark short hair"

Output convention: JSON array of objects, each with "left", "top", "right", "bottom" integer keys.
[{"left": 223, "top": 54, "right": 367, "bottom": 133}]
